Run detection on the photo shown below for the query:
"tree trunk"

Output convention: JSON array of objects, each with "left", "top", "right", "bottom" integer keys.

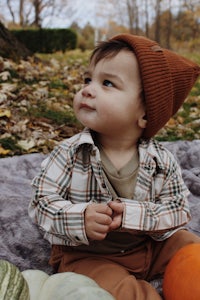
[
  {"left": 144, "top": 0, "right": 149, "bottom": 37},
  {"left": 33, "top": 0, "right": 42, "bottom": 28},
  {"left": 166, "top": 0, "right": 172, "bottom": 49},
  {"left": 155, "top": 0, "right": 161, "bottom": 43},
  {"left": 19, "top": 0, "right": 25, "bottom": 27},
  {"left": 0, "top": 22, "right": 32, "bottom": 61}
]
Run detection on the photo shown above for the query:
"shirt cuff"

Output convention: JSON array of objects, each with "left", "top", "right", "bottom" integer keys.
[{"left": 64, "top": 203, "right": 90, "bottom": 245}]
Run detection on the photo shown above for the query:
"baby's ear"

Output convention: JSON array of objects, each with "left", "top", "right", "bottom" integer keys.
[{"left": 138, "top": 114, "right": 147, "bottom": 129}]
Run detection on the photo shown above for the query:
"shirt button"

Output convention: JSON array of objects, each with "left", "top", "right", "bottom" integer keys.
[
  {"left": 102, "top": 183, "right": 106, "bottom": 188},
  {"left": 91, "top": 150, "right": 96, "bottom": 156}
]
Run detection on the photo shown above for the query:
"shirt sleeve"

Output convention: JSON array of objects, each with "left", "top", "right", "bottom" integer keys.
[
  {"left": 29, "top": 145, "right": 90, "bottom": 246},
  {"left": 119, "top": 156, "right": 191, "bottom": 241}
]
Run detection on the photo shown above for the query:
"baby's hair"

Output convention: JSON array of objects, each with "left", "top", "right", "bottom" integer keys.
[{"left": 90, "top": 39, "right": 134, "bottom": 66}]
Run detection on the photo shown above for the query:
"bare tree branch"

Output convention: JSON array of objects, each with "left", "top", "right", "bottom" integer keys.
[{"left": 7, "top": 0, "right": 16, "bottom": 24}]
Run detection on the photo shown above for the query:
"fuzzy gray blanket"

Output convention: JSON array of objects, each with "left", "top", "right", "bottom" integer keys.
[{"left": 0, "top": 140, "right": 200, "bottom": 282}]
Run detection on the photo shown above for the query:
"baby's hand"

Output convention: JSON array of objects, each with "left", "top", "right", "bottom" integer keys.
[
  {"left": 108, "top": 200, "right": 124, "bottom": 231},
  {"left": 85, "top": 203, "right": 113, "bottom": 241}
]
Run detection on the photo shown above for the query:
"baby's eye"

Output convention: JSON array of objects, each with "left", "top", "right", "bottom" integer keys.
[
  {"left": 103, "top": 80, "right": 114, "bottom": 87},
  {"left": 84, "top": 77, "right": 91, "bottom": 85}
]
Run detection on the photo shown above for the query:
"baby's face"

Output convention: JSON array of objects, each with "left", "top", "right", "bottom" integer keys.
[{"left": 73, "top": 50, "right": 146, "bottom": 137}]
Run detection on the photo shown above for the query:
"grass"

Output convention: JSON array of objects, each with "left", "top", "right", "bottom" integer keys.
[
  {"left": 36, "top": 49, "right": 91, "bottom": 66},
  {"left": 0, "top": 137, "right": 22, "bottom": 155},
  {"left": 27, "top": 105, "right": 78, "bottom": 125}
]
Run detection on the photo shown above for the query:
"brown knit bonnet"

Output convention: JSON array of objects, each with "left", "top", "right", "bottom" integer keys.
[{"left": 111, "top": 34, "right": 200, "bottom": 139}]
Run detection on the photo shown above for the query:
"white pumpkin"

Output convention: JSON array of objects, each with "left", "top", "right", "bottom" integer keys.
[
  {"left": 66, "top": 286, "right": 116, "bottom": 300},
  {"left": 22, "top": 270, "right": 115, "bottom": 300},
  {"left": 21, "top": 270, "right": 48, "bottom": 299}
]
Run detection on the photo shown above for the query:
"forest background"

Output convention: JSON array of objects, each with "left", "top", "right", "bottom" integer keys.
[{"left": 0, "top": 0, "right": 200, "bottom": 157}]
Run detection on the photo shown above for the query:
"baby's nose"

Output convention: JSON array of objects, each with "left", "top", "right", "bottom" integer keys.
[{"left": 81, "top": 84, "right": 96, "bottom": 98}]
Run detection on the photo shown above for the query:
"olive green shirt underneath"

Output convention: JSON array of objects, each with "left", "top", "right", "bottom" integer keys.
[{"left": 100, "top": 146, "right": 138, "bottom": 200}]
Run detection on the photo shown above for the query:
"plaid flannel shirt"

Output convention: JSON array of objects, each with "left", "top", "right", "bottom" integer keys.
[{"left": 29, "top": 128, "right": 191, "bottom": 246}]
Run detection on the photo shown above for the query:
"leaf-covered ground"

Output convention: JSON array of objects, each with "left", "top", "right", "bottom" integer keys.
[{"left": 0, "top": 50, "right": 200, "bottom": 157}]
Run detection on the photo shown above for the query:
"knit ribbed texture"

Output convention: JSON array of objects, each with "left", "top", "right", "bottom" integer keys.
[{"left": 111, "top": 34, "right": 200, "bottom": 138}]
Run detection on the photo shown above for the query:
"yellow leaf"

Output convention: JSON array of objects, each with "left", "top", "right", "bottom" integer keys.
[
  {"left": 0, "top": 146, "right": 10, "bottom": 155},
  {"left": 167, "top": 118, "right": 177, "bottom": 126},
  {"left": 0, "top": 109, "right": 11, "bottom": 118},
  {"left": 177, "top": 116, "right": 184, "bottom": 124}
]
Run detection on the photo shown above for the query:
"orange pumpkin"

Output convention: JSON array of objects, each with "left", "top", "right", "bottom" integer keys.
[{"left": 163, "top": 243, "right": 200, "bottom": 300}]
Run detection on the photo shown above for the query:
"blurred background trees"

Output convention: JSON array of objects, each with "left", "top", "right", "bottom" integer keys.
[{"left": 0, "top": 0, "right": 200, "bottom": 52}]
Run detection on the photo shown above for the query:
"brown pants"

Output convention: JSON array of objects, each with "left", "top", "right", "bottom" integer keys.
[{"left": 49, "top": 230, "right": 200, "bottom": 300}]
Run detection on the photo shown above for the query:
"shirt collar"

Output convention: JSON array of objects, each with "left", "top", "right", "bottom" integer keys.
[
  {"left": 78, "top": 128, "right": 94, "bottom": 146},
  {"left": 76, "top": 129, "right": 166, "bottom": 170}
]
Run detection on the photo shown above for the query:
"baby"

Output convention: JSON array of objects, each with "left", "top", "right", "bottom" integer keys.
[{"left": 29, "top": 34, "right": 200, "bottom": 299}]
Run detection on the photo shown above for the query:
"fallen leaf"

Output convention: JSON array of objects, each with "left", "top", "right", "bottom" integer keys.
[
  {"left": 0, "top": 93, "right": 7, "bottom": 103},
  {"left": 0, "top": 71, "right": 11, "bottom": 81},
  {"left": 0, "top": 109, "right": 11, "bottom": 118},
  {"left": 0, "top": 146, "right": 10, "bottom": 155},
  {"left": 17, "top": 139, "right": 36, "bottom": 151},
  {"left": 0, "top": 83, "right": 17, "bottom": 93}
]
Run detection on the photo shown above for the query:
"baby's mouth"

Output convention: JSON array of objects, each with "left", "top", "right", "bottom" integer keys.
[{"left": 80, "top": 103, "right": 95, "bottom": 110}]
